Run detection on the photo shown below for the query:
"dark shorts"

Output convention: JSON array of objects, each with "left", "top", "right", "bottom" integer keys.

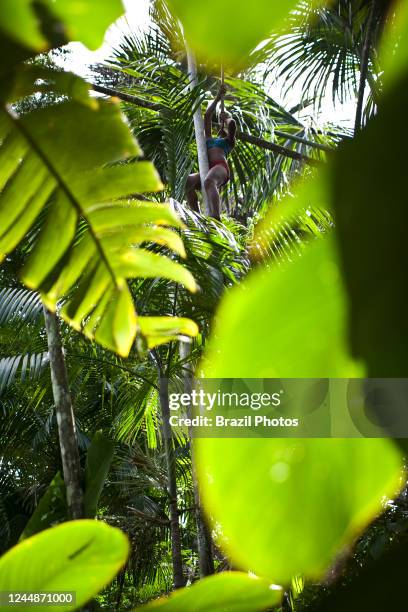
[{"left": 209, "top": 159, "right": 230, "bottom": 186}]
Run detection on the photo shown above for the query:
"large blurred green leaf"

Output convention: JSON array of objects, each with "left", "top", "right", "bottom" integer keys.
[
  {"left": 332, "top": 71, "right": 408, "bottom": 377},
  {"left": 0, "top": 1, "right": 47, "bottom": 51},
  {"left": 380, "top": 0, "right": 408, "bottom": 92},
  {"left": 137, "top": 571, "right": 282, "bottom": 611},
  {"left": 0, "top": 0, "right": 124, "bottom": 52},
  {"left": 0, "top": 520, "right": 129, "bottom": 611},
  {"left": 41, "top": 0, "right": 124, "bottom": 50},
  {"left": 0, "top": 91, "right": 198, "bottom": 356},
  {"left": 196, "top": 438, "right": 401, "bottom": 584},
  {"left": 198, "top": 177, "right": 402, "bottom": 583},
  {"left": 0, "top": 65, "right": 96, "bottom": 108},
  {"left": 202, "top": 235, "right": 362, "bottom": 378},
  {"left": 167, "top": 0, "right": 301, "bottom": 65}
]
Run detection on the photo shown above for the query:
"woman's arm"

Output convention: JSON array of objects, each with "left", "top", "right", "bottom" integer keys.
[
  {"left": 219, "top": 111, "right": 237, "bottom": 147},
  {"left": 227, "top": 117, "right": 237, "bottom": 147},
  {"left": 204, "top": 84, "right": 227, "bottom": 138}
]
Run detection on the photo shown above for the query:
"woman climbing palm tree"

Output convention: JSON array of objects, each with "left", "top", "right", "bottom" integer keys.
[{"left": 186, "top": 84, "right": 236, "bottom": 219}]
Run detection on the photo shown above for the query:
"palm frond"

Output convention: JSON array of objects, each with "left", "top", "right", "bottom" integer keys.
[
  {"left": 253, "top": 0, "right": 386, "bottom": 113},
  {"left": 0, "top": 287, "right": 42, "bottom": 324},
  {"left": 0, "top": 352, "right": 49, "bottom": 395}
]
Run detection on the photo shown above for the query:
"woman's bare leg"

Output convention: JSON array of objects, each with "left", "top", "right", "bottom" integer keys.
[
  {"left": 186, "top": 173, "right": 201, "bottom": 212},
  {"left": 203, "top": 166, "right": 228, "bottom": 220}
]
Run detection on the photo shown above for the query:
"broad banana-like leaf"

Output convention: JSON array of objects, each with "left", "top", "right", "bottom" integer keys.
[
  {"left": 84, "top": 432, "right": 115, "bottom": 518},
  {"left": 0, "top": 90, "right": 198, "bottom": 356},
  {"left": 19, "top": 433, "right": 115, "bottom": 540},
  {"left": 0, "top": 520, "right": 129, "bottom": 611},
  {"left": 0, "top": 0, "right": 124, "bottom": 53},
  {"left": 19, "top": 472, "right": 66, "bottom": 541}
]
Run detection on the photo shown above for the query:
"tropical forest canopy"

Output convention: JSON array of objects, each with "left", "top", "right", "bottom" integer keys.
[{"left": 0, "top": 0, "right": 408, "bottom": 610}]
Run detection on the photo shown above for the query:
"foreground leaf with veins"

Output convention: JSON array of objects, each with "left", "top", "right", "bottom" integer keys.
[
  {"left": 199, "top": 179, "right": 402, "bottom": 583},
  {"left": 0, "top": 0, "right": 124, "bottom": 53},
  {"left": 0, "top": 520, "right": 129, "bottom": 611},
  {"left": 0, "top": 93, "right": 197, "bottom": 356}
]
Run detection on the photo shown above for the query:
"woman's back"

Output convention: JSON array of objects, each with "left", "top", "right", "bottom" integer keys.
[{"left": 206, "top": 137, "right": 232, "bottom": 156}]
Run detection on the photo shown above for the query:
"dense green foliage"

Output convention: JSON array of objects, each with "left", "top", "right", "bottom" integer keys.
[{"left": 1, "top": 0, "right": 408, "bottom": 610}]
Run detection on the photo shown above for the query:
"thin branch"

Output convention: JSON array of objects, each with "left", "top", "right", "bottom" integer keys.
[
  {"left": 274, "top": 129, "right": 333, "bottom": 152},
  {"left": 236, "top": 130, "right": 321, "bottom": 167},
  {"left": 178, "top": 504, "right": 198, "bottom": 514},
  {"left": 92, "top": 84, "right": 161, "bottom": 111},
  {"left": 90, "top": 83, "right": 325, "bottom": 165}
]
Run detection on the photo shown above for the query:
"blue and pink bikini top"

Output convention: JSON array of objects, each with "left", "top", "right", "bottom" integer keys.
[{"left": 206, "top": 137, "right": 232, "bottom": 156}]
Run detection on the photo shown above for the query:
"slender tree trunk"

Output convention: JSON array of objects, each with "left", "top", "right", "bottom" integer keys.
[
  {"left": 186, "top": 46, "right": 210, "bottom": 214},
  {"left": 187, "top": 436, "right": 215, "bottom": 576},
  {"left": 354, "top": 0, "right": 377, "bottom": 134},
  {"left": 184, "top": 45, "right": 217, "bottom": 576},
  {"left": 191, "top": 452, "right": 215, "bottom": 577},
  {"left": 43, "top": 306, "right": 83, "bottom": 520},
  {"left": 157, "top": 370, "right": 185, "bottom": 588},
  {"left": 179, "top": 342, "right": 215, "bottom": 577}
]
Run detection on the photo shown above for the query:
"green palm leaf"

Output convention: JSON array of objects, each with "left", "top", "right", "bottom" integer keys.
[
  {"left": 0, "top": 287, "right": 42, "bottom": 323},
  {"left": 256, "top": 0, "right": 386, "bottom": 113},
  {"left": 0, "top": 353, "right": 48, "bottom": 394}
]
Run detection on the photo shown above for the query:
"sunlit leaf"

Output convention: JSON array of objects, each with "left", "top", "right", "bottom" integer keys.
[
  {"left": 167, "top": 0, "right": 302, "bottom": 65},
  {"left": 138, "top": 316, "right": 199, "bottom": 348},
  {"left": 0, "top": 520, "right": 129, "bottom": 611},
  {"left": 0, "top": 0, "right": 47, "bottom": 50},
  {"left": 0, "top": 95, "right": 197, "bottom": 356},
  {"left": 45, "top": 0, "right": 124, "bottom": 50},
  {"left": 196, "top": 437, "right": 401, "bottom": 583},
  {"left": 137, "top": 571, "right": 282, "bottom": 611},
  {"left": 0, "top": 0, "right": 124, "bottom": 52},
  {"left": 202, "top": 236, "right": 361, "bottom": 378}
]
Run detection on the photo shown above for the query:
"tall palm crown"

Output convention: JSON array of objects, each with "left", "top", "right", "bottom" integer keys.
[{"left": 255, "top": 0, "right": 391, "bottom": 123}]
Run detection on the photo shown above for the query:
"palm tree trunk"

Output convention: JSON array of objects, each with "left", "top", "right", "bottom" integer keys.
[
  {"left": 191, "top": 447, "right": 215, "bottom": 576},
  {"left": 184, "top": 46, "right": 217, "bottom": 576},
  {"left": 355, "top": 0, "right": 377, "bottom": 134},
  {"left": 157, "top": 369, "right": 185, "bottom": 588},
  {"left": 43, "top": 306, "right": 83, "bottom": 519},
  {"left": 179, "top": 341, "right": 215, "bottom": 576},
  {"left": 186, "top": 46, "right": 210, "bottom": 214}
]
